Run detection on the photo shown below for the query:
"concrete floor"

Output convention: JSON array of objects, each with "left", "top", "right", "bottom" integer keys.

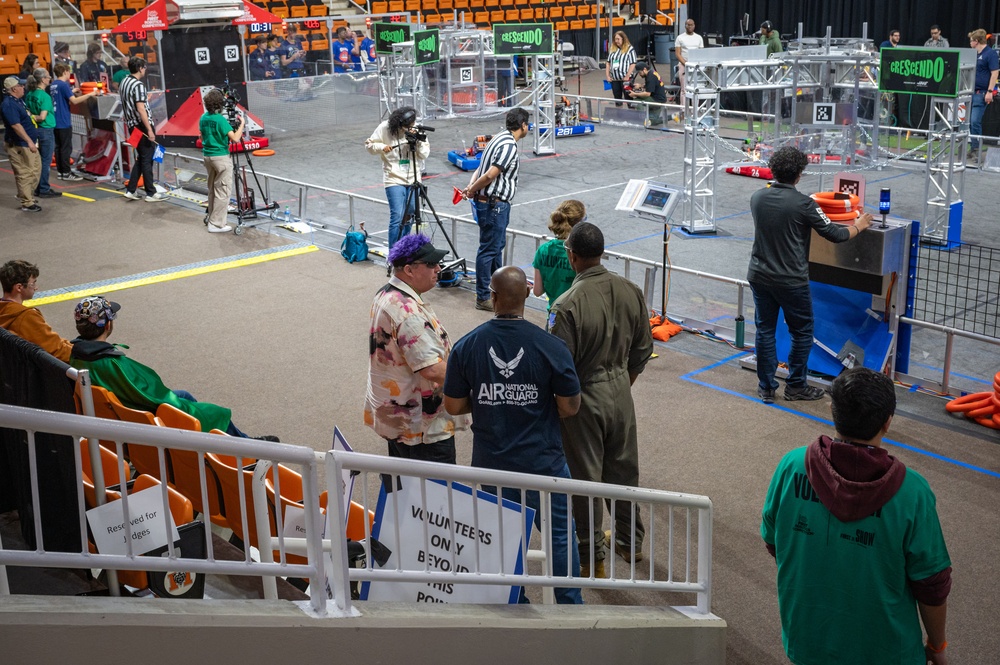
[{"left": 3, "top": 68, "right": 1000, "bottom": 662}]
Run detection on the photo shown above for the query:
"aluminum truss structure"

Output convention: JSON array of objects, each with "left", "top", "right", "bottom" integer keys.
[
  {"left": 381, "top": 41, "right": 428, "bottom": 121},
  {"left": 531, "top": 55, "right": 556, "bottom": 156},
  {"left": 679, "top": 79, "right": 719, "bottom": 233},
  {"left": 685, "top": 32, "right": 978, "bottom": 242},
  {"left": 922, "top": 96, "right": 971, "bottom": 243}
]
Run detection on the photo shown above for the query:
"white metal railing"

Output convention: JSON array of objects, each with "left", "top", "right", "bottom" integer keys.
[
  {"left": 311, "top": 451, "right": 714, "bottom": 616},
  {"left": 0, "top": 402, "right": 328, "bottom": 614}
]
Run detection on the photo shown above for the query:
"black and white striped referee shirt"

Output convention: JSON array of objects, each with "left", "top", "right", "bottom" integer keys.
[
  {"left": 473, "top": 129, "right": 519, "bottom": 202},
  {"left": 118, "top": 74, "right": 149, "bottom": 132}
]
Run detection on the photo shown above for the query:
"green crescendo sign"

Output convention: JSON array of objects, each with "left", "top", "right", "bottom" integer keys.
[{"left": 888, "top": 56, "right": 946, "bottom": 83}]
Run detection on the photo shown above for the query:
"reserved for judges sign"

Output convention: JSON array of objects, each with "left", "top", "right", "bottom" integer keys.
[
  {"left": 86, "top": 486, "right": 179, "bottom": 556},
  {"left": 361, "top": 476, "right": 534, "bottom": 604}
]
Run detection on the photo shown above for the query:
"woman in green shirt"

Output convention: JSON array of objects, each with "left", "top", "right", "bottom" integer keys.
[
  {"left": 532, "top": 199, "right": 587, "bottom": 312},
  {"left": 24, "top": 68, "right": 58, "bottom": 198},
  {"left": 199, "top": 88, "right": 244, "bottom": 234}
]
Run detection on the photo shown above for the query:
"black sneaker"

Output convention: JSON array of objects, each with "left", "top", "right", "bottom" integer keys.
[
  {"left": 20, "top": 204, "right": 42, "bottom": 212},
  {"left": 784, "top": 385, "right": 826, "bottom": 401},
  {"left": 37, "top": 191, "right": 62, "bottom": 198},
  {"left": 757, "top": 387, "right": 776, "bottom": 404},
  {"left": 252, "top": 435, "right": 281, "bottom": 442}
]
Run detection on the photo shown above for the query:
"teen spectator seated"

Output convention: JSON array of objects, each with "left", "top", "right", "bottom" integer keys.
[
  {"left": 0, "top": 260, "right": 73, "bottom": 362},
  {"left": 69, "top": 296, "right": 277, "bottom": 440}
]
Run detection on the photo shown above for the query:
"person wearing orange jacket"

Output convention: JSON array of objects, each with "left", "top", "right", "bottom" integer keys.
[{"left": 0, "top": 260, "right": 72, "bottom": 362}]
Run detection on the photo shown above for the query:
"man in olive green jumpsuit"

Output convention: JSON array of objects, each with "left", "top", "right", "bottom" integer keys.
[{"left": 549, "top": 222, "right": 654, "bottom": 578}]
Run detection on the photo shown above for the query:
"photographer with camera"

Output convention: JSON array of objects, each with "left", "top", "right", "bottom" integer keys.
[
  {"left": 628, "top": 61, "right": 667, "bottom": 127},
  {"left": 365, "top": 106, "right": 429, "bottom": 248},
  {"left": 199, "top": 88, "right": 244, "bottom": 234}
]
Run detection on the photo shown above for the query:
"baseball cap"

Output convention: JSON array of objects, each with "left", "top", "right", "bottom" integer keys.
[
  {"left": 388, "top": 233, "right": 448, "bottom": 267},
  {"left": 74, "top": 296, "right": 120, "bottom": 328},
  {"left": 3, "top": 76, "right": 24, "bottom": 91},
  {"left": 634, "top": 61, "right": 650, "bottom": 72}
]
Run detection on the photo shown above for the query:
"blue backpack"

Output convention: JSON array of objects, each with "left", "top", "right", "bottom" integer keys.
[{"left": 341, "top": 225, "right": 369, "bottom": 263}]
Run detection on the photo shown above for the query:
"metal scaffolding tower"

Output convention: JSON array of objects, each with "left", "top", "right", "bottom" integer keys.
[
  {"left": 532, "top": 55, "right": 556, "bottom": 156},
  {"left": 679, "top": 70, "right": 718, "bottom": 234}
]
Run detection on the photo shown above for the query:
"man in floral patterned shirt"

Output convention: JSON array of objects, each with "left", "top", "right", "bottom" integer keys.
[{"left": 364, "top": 234, "right": 468, "bottom": 463}]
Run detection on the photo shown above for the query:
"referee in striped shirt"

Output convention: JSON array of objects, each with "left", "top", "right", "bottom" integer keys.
[
  {"left": 119, "top": 57, "right": 164, "bottom": 202},
  {"left": 462, "top": 107, "right": 530, "bottom": 311}
]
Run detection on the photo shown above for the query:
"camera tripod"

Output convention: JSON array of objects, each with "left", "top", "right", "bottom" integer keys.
[
  {"left": 203, "top": 141, "right": 278, "bottom": 235},
  {"left": 398, "top": 135, "right": 466, "bottom": 282}
]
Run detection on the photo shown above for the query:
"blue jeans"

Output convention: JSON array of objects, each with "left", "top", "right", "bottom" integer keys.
[
  {"left": 172, "top": 389, "right": 247, "bottom": 438},
  {"left": 970, "top": 92, "right": 986, "bottom": 150},
  {"left": 385, "top": 184, "right": 416, "bottom": 248},
  {"left": 498, "top": 464, "right": 583, "bottom": 605},
  {"left": 474, "top": 199, "right": 511, "bottom": 301},
  {"left": 750, "top": 280, "right": 814, "bottom": 391},
  {"left": 34, "top": 127, "right": 54, "bottom": 194}
]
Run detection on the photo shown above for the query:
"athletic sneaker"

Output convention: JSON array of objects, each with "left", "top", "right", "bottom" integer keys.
[
  {"left": 123, "top": 190, "right": 142, "bottom": 201},
  {"left": 475, "top": 299, "right": 494, "bottom": 311},
  {"left": 145, "top": 192, "right": 167, "bottom": 202},
  {"left": 20, "top": 204, "right": 42, "bottom": 212},
  {"left": 207, "top": 224, "right": 233, "bottom": 233},
  {"left": 784, "top": 385, "right": 826, "bottom": 401},
  {"left": 58, "top": 172, "right": 83, "bottom": 181},
  {"left": 36, "top": 191, "right": 62, "bottom": 198},
  {"left": 757, "top": 387, "right": 776, "bottom": 404}
]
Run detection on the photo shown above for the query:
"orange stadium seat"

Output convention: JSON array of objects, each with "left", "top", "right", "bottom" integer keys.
[
  {"left": 307, "top": 2, "right": 326, "bottom": 15},
  {"left": 562, "top": 3, "right": 576, "bottom": 17},
  {"left": 78, "top": 0, "right": 100, "bottom": 20},
  {"left": 569, "top": 18, "right": 582, "bottom": 30},
  {"left": 103, "top": 0, "right": 124, "bottom": 11},
  {"left": 577, "top": 4, "right": 592, "bottom": 17},
  {"left": 554, "top": 20, "right": 568, "bottom": 31},
  {"left": 453, "top": 0, "right": 468, "bottom": 10},
  {"left": 489, "top": 9, "right": 503, "bottom": 23},
  {"left": 547, "top": 5, "right": 562, "bottom": 18},
  {"left": 437, "top": 0, "right": 452, "bottom": 9},
  {"left": 404, "top": 0, "right": 419, "bottom": 12},
  {"left": 473, "top": 10, "right": 487, "bottom": 24},
  {"left": 504, "top": 8, "right": 517, "bottom": 20},
  {"left": 371, "top": 1, "right": 388, "bottom": 13},
  {"left": 388, "top": 0, "right": 404, "bottom": 11}
]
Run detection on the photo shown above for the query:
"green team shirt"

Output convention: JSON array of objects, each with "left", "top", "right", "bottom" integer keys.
[
  {"left": 199, "top": 112, "right": 232, "bottom": 157},
  {"left": 760, "top": 32, "right": 783, "bottom": 56},
  {"left": 532, "top": 238, "right": 576, "bottom": 310},
  {"left": 25, "top": 88, "right": 55, "bottom": 128},
  {"left": 112, "top": 69, "right": 129, "bottom": 87},
  {"left": 761, "top": 447, "right": 950, "bottom": 665}
]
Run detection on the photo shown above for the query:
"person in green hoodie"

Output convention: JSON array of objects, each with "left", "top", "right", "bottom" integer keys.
[
  {"left": 761, "top": 367, "right": 951, "bottom": 664},
  {"left": 69, "top": 296, "right": 275, "bottom": 440}
]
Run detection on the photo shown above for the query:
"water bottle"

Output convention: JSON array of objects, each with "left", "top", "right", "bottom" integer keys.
[
  {"left": 284, "top": 205, "right": 291, "bottom": 222},
  {"left": 461, "top": 139, "right": 468, "bottom": 156}
]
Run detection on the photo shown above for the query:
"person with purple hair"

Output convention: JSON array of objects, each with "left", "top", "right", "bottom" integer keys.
[{"left": 364, "top": 234, "right": 468, "bottom": 462}]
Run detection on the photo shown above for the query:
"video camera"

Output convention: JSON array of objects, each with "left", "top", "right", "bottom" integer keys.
[
  {"left": 406, "top": 124, "right": 435, "bottom": 144},
  {"left": 218, "top": 79, "right": 242, "bottom": 130}
]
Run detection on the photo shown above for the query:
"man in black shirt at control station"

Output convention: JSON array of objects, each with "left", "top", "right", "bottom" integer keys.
[
  {"left": 628, "top": 61, "right": 667, "bottom": 127},
  {"left": 747, "top": 147, "right": 872, "bottom": 404}
]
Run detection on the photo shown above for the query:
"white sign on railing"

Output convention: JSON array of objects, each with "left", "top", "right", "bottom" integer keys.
[
  {"left": 86, "top": 487, "right": 179, "bottom": 556},
  {"left": 361, "top": 476, "right": 533, "bottom": 604}
]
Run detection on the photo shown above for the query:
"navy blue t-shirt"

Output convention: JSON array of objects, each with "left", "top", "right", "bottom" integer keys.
[
  {"left": 50, "top": 79, "right": 73, "bottom": 129},
  {"left": 975, "top": 47, "right": 1000, "bottom": 91},
  {"left": 2, "top": 94, "right": 37, "bottom": 146},
  {"left": 444, "top": 319, "right": 580, "bottom": 476}
]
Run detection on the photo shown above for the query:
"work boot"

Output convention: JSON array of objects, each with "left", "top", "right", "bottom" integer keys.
[
  {"left": 580, "top": 558, "right": 606, "bottom": 579},
  {"left": 606, "top": 529, "right": 645, "bottom": 563}
]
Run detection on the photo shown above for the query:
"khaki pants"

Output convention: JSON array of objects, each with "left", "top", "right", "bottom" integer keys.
[
  {"left": 7, "top": 144, "right": 41, "bottom": 207},
  {"left": 204, "top": 154, "right": 233, "bottom": 229}
]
